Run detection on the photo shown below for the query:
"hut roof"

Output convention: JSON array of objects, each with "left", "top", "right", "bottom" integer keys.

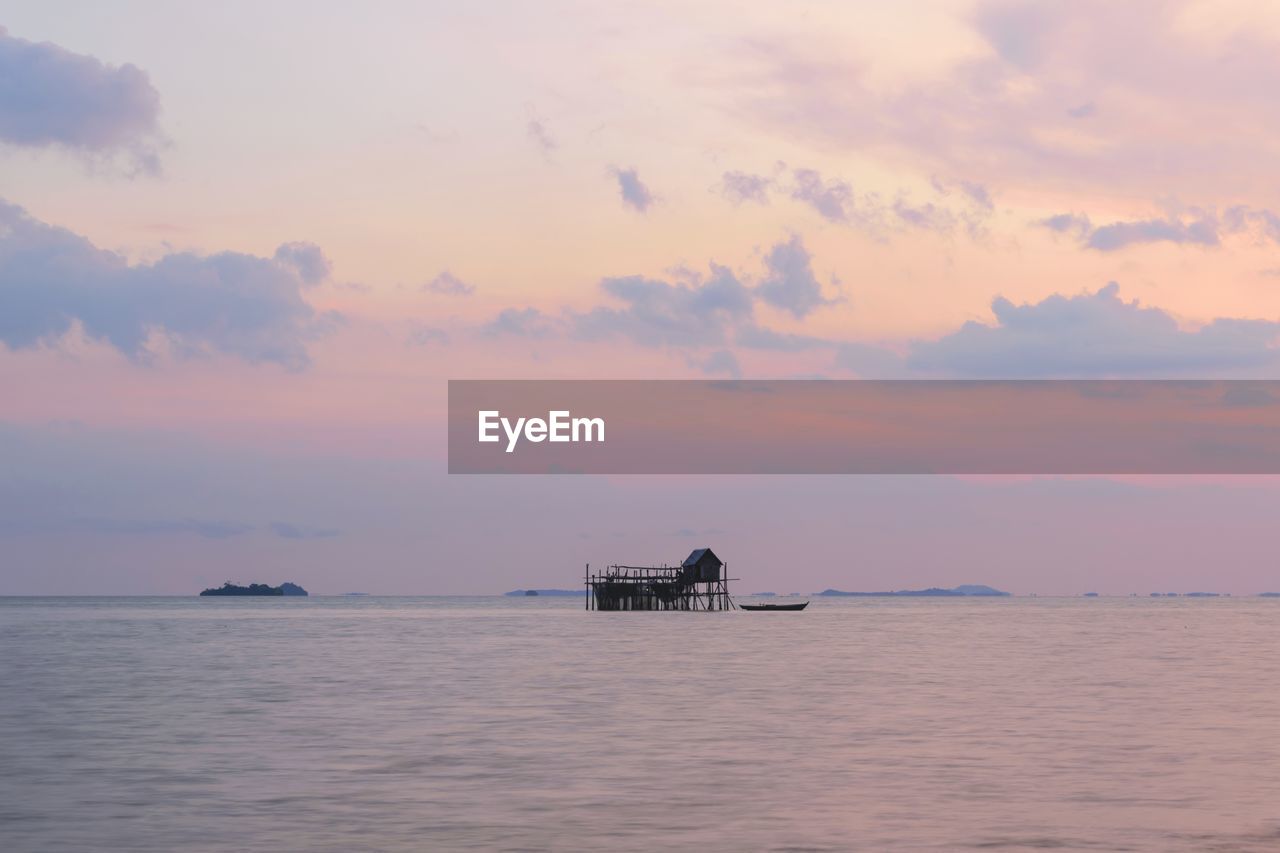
[{"left": 682, "top": 547, "right": 722, "bottom": 569}]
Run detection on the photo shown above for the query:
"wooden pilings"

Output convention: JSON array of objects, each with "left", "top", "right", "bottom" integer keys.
[{"left": 586, "top": 563, "right": 735, "bottom": 611}]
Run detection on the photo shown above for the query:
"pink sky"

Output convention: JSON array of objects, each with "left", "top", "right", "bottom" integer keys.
[{"left": 3, "top": 1, "right": 1280, "bottom": 594}]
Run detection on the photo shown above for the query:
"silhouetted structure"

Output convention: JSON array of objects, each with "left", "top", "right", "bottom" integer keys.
[{"left": 586, "top": 548, "right": 734, "bottom": 611}]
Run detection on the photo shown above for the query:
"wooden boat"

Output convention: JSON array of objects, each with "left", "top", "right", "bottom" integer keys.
[{"left": 740, "top": 601, "right": 808, "bottom": 611}]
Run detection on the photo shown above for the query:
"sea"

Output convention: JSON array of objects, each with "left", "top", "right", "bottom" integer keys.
[{"left": 2, "top": 595, "right": 1279, "bottom": 851}]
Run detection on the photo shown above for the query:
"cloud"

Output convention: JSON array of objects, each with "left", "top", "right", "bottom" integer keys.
[
  {"left": 731, "top": 1, "right": 1280, "bottom": 199},
  {"left": 269, "top": 521, "right": 340, "bottom": 540},
  {"left": 273, "top": 242, "right": 331, "bottom": 285},
  {"left": 973, "top": 1, "right": 1057, "bottom": 70},
  {"left": 480, "top": 236, "right": 842, "bottom": 363},
  {"left": 789, "top": 168, "right": 858, "bottom": 224},
  {"left": 573, "top": 263, "right": 753, "bottom": 346},
  {"left": 957, "top": 181, "right": 994, "bottom": 211},
  {"left": 909, "top": 282, "right": 1280, "bottom": 377},
  {"left": 1039, "top": 206, "right": 1280, "bottom": 251},
  {"left": 719, "top": 170, "right": 773, "bottom": 205},
  {"left": 423, "top": 270, "right": 475, "bottom": 296},
  {"left": 921, "top": 177, "right": 996, "bottom": 237},
  {"left": 526, "top": 119, "right": 556, "bottom": 154},
  {"left": 0, "top": 27, "right": 161, "bottom": 170},
  {"left": 1038, "top": 213, "right": 1092, "bottom": 239},
  {"left": 483, "top": 307, "right": 558, "bottom": 338},
  {"left": 929, "top": 176, "right": 995, "bottom": 213},
  {"left": 731, "top": 166, "right": 988, "bottom": 237},
  {"left": 1087, "top": 217, "right": 1219, "bottom": 251},
  {"left": 892, "top": 200, "right": 956, "bottom": 234},
  {"left": 755, "top": 234, "right": 834, "bottom": 318},
  {"left": 1224, "top": 206, "right": 1280, "bottom": 244},
  {"left": 0, "top": 198, "right": 331, "bottom": 368},
  {"left": 609, "top": 166, "right": 654, "bottom": 212}
]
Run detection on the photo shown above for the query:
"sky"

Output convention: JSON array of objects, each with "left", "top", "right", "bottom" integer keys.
[{"left": 3, "top": 0, "right": 1280, "bottom": 594}]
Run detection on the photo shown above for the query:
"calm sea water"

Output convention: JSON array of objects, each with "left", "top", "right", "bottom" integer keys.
[{"left": 2, "top": 595, "right": 1280, "bottom": 851}]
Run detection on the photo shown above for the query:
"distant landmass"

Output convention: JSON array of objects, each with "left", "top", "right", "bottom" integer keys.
[
  {"left": 1260, "top": 592, "right": 1280, "bottom": 597},
  {"left": 199, "top": 581, "right": 308, "bottom": 596},
  {"left": 818, "top": 584, "right": 1009, "bottom": 597},
  {"left": 505, "top": 589, "right": 586, "bottom": 596}
]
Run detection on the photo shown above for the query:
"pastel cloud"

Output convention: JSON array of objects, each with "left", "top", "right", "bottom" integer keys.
[
  {"left": 789, "top": 168, "right": 861, "bottom": 224},
  {"left": 1087, "top": 217, "right": 1219, "bottom": 251},
  {"left": 0, "top": 199, "right": 332, "bottom": 369},
  {"left": 724, "top": 167, "right": 990, "bottom": 236},
  {"left": 609, "top": 166, "right": 654, "bottom": 212},
  {"left": 483, "top": 306, "right": 557, "bottom": 338},
  {"left": 488, "top": 235, "right": 835, "bottom": 352},
  {"left": 755, "top": 234, "right": 834, "bottom": 318},
  {"left": 273, "top": 242, "right": 332, "bottom": 285},
  {"left": 909, "top": 283, "right": 1280, "bottom": 377},
  {"left": 718, "top": 170, "right": 773, "bottom": 205},
  {"left": 1039, "top": 207, "right": 1280, "bottom": 251},
  {"left": 423, "top": 271, "right": 475, "bottom": 296},
  {"left": 733, "top": 1, "right": 1280, "bottom": 197},
  {"left": 892, "top": 200, "right": 956, "bottom": 234},
  {"left": 0, "top": 27, "right": 161, "bottom": 169},
  {"left": 474, "top": 243, "right": 1280, "bottom": 380},
  {"left": 526, "top": 119, "right": 556, "bottom": 154},
  {"left": 573, "top": 264, "right": 753, "bottom": 346}
]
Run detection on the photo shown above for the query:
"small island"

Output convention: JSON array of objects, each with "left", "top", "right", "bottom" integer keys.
[
  {"left": 504, "top": 589, "right": 586, "bottom": 596},
  {"left": 199, "top": 581, "right": 308, "bottom": 596},
  {"left": 818, "top": 584, "right": 1009, "bottom": 597}
]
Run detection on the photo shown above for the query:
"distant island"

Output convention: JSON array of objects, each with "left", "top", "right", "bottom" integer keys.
[
  {"left": 199, "top": 581, "right": 308, "bottom": 596},
  {"left": 505, "top": 589, "right": 586, "bottom": 596},
  {"left": 818, "top": 584, "right": 1009, "bottom": 597}
]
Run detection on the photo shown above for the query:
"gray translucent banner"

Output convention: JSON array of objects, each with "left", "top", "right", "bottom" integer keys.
[{"left": 448, "top": 380, "right": 1280, "bottom": 474}]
